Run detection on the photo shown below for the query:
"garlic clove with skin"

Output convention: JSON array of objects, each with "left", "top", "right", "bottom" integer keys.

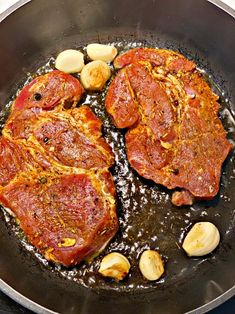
[
  {"left": 182, "top": 222, "right": 220, "bottom": 257},
  {"left": 87, "top": 43, "right": 117, "bottom": 62},
  {"left": 139, "top": 250, "right": 164, "bottom": 281},
  {"left": 80, "top": 60, "right": 111, "bottom": 91},
  {"left": 98, "top": 252, "right": 130, "bottom": 281},
  {"left": 55, "top": 49, "right": 84, "bottom": 73}
]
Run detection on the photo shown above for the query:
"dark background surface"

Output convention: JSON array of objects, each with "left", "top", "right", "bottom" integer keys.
[{"left": 0, "top": 291, "right": 234, "bottom": 314}]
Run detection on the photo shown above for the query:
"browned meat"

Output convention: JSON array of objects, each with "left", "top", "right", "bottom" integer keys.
[
  {"left": 13, "top": 70, "right": 84, "bottom": 112},
  {"left": 114, "top": 47, "right": 196, "bottom": 71},
  {"left": 0, "top": 172, "right": 117, "bottom": 267},
  {"left": 172, "top": 190, "right": 194, "bottom": 207},
  {"left": 4, "top": 70, "right": 84, "bottom": 139},
  {"left": 106, "top": 48, "right": 232, "bottom": 205},
  {"left": 33, "top": 108, "right": 114, "bottom": 169},
  {"left": 0, "top": 70, "right": 118, "bottom": 266},
  {"left": 0, "top": 137, "right": 44, "bottom": 186}
]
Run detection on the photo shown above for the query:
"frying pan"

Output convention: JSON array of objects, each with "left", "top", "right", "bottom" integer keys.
[{"left": 0, "top": 0, "right": 235, "bottom": 313}]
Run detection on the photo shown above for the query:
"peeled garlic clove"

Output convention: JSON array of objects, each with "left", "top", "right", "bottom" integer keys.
[
  {"left": 139, "top": 250, "right": 164, "bottom": 281},
  {"left": 55, "top": 49, "right": 84, "bottom": 73},
  {"left": 98, "top": 252, "right": 130, "bottom": 281},
  {"left": 87, "top": 43, "right": 117, "bottom": 62},
  {"left": 80, "top": 60, "right": 111, "bottom": 90},
  {"left": 182, "top": 222, "right": 220, "bottom": 257}
]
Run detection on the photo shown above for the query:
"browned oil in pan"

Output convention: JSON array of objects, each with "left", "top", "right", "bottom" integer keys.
[{"left": 1, "top": 41, "right": 234, "bottom": 295}]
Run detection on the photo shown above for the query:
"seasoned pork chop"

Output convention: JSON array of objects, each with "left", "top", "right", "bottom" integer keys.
[
  {"left": 0, "top": 70, "right": 118, "bottom": 266},
  {"left": 106, "top": 48, "right": 232, "bottom": 205},
  {"left": 0, "top": 172, "right": 117, "bottom": 267}
]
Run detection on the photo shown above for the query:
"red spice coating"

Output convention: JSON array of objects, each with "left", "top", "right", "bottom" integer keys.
[
  {"left": 0, "top": 70, "right": 118, "bottom": 266},
  {"left": 106, "top": 48, "right": 232, "bottom": 205}
]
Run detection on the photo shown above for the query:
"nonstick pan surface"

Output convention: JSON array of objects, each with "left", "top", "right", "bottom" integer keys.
[{"left": 0, "top": 0, "right": 234, "bottom": 313}]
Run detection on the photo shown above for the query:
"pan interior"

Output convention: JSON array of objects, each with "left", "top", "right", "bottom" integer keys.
[{"left": 1, "top": 40, "right": 235, "bottom": 294}]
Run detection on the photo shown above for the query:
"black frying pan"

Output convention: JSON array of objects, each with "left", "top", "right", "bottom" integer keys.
[{"left": 0, "top": 0, "right": 234, "bottom": 313}]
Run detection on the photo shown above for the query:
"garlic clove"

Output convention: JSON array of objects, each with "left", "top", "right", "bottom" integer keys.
[
  {"left": 55, "top": 49, "right": 84, "bottom": 73},
  {"left": 80, "top": 60, "right": 111, "bottom": 91},
  {"left": 87, "top": 43, "right": 117, "bottom": 62},
  {"left": 139, "top": 250, "right": 164, "bottom": 281},
  {"left": 98, "top": 252, "right": 130, "bottom": 281},
  {"left": 182, "top": 222, "right": 220, "bottom": 257}
]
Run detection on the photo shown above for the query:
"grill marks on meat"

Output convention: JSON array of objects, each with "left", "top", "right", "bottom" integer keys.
[
  {"left": 106, "top": 48, "right": 232, "bottom": 205},
  {"left": 0, "top": 70, "right": 118, "bottom": 266}
]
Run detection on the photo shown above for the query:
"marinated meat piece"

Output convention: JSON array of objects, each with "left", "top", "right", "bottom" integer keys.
[
  {"left": 0, "top": 71, "right": 118, "bottom": 266},
  {"left": 34, "top": 107, "right": 114, "bottom": 169},
  {"left": 105, "top": 70, "right": 139, "bottom": 128},
  {"left": 0, "top": 172, "right": 117, "bottom": 266},
  {"left": 13, "top": 70, "right": 84, "bottom": 112},
  {"left": 4, "top": 107, "right": 113, "bottom": 170},
  {"left": 106, "top": 48, "right": 232, "bottom": 205},
  {"left": 4, "top": 70, "right": 84, "bottom": 140},
  {"left": 4, "top": 107, "right": 40, "bottom": 140},
  {"left": 172, "top": 190, "right": 194, "bottom": 207},
  {"left": 3, "top": 71, "right": 113, "bottom": 170},
  {"left": 0, "top": 137, "right": 43, "bottom": 186},
  {"left": 114, "top": 47, "right": 196, "bottom": 72}
]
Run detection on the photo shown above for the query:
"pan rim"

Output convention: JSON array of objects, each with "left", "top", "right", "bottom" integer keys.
[
  {"left": 0, "top": 0, "right": 234, "bottom": 313},
  {"left": 0, "top": 279, "right": 57, "bottom": 314}
]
